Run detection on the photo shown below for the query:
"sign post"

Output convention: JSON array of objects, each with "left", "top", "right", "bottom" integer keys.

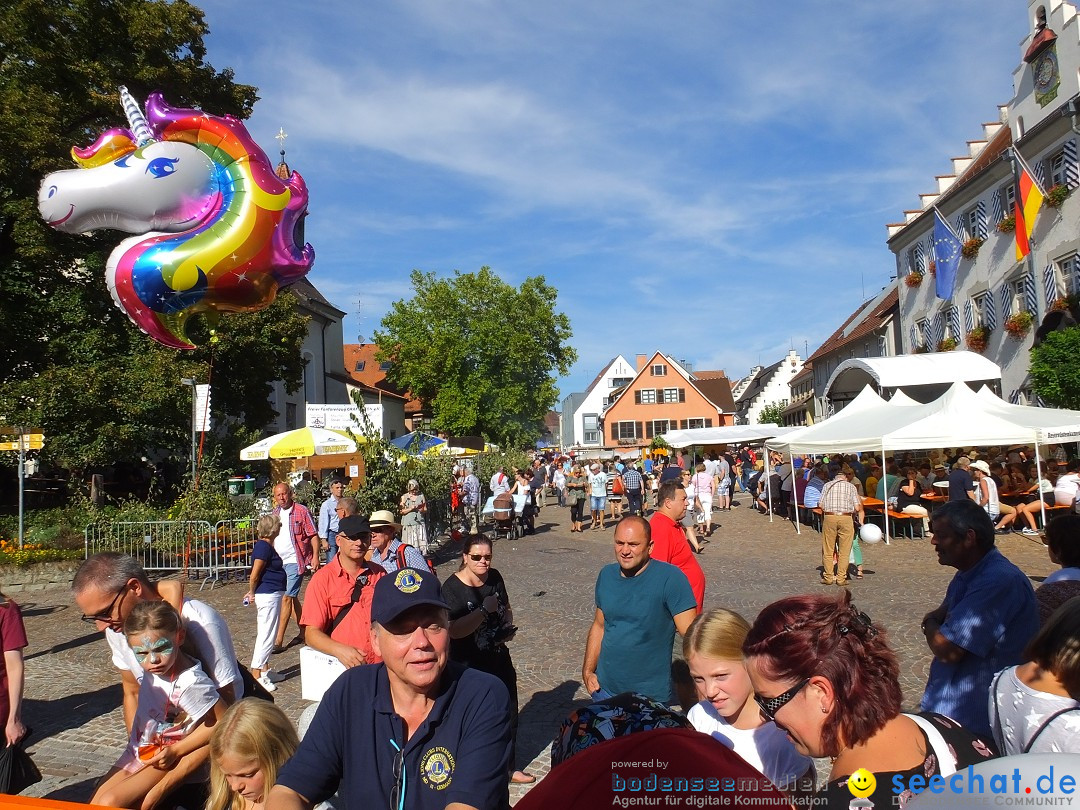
[{"left": 0, "top": 427, "right": 45, "bottom": 549}]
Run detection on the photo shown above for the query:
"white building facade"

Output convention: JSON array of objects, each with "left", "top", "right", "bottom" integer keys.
[
  {"left": 888, "top": 0, "right": 1080, "bottom": 404},
  {"left": 561, "top": 355, "right": 636, "bottom": 448}
]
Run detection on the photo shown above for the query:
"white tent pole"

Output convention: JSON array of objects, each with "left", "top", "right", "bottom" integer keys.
[
  {"left": 790, "top": 450, "right": 801, "bottom": 535},
  {"left": 881, "top": 440, "right": 890, "bottom": 545},
  {"left": 766, "top": 451, "right": 773, "bottom": 523},
  {"left": 1035, "top": 436, "right": 1047, "bottom": 532}
]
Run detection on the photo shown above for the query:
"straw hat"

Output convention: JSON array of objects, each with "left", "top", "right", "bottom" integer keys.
[{"left": 368, "top": 509, "right": 402, "bottom": 532}]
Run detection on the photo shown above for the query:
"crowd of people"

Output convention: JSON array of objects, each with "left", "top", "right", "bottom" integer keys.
[{"left": 0, "top": 440, "right": 1073, "bottom": 810}]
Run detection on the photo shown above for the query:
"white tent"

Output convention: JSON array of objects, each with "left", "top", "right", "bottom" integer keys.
[
  {"left": 768, "top": 387, "right": 923, "bottom": 455},
  {"left": 660, "top": 424, "right": 797, "bottom": 449}
]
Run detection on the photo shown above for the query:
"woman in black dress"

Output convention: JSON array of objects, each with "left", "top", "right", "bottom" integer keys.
[{"left": 441, "top": 534, "right": 534, "bottom": 784}]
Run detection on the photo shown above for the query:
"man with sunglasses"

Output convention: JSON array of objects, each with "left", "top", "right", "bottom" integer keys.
[
  {"left": 271, "top": 567, "right": 512, "bottom": 810},
  {"left": 73, "top": 553, "right": 243, "bottom": 803},
  {"left": 301, "top": 514, "right": 386, "bottom": 668}
]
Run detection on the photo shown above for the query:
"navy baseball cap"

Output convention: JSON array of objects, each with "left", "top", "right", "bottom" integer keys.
[
  {"left": 338, "top": 514, "right": 371, "bottom": 538},
  {"left": 371, "top": 567, "right": 449, "bottom": 626}
]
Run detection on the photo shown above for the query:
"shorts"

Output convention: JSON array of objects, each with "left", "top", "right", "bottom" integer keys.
[
  {"left": 680, "top": 510, "right": 696, "bottom": 529},
  {"left": 591, "top": 496, "right": 607, "bottom": 511},
  {"left": 716, "top": 478, "right": 730, "bottom": 495},
  {"left": 283, "top": 563, "right": 302, "bottom": 597}
]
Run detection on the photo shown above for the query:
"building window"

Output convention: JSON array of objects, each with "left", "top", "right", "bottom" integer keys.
[
  {"left": 915, "top": 318, "right": 929, "bottom": 350},
  {"left": 582, "top": 413, "right": 599, "bottom": 444},
  {"left": 972, "top": 293, "right": 988, "bottom": 327},
  {"left": 906, "top": 248, "right": 919, "bottom": 275},
  {"left": 1000, "top": 182, "right": 1016, "bottom": 219},
  {"left": 354, "top": 360, "right": 366, "bottom": 372},
  {"left": 636, "top": 388, "right": 657, "bottom": 404},
  {"left": 662, "top": 387, "right": 685, "bottom": 403},
  {"left": 617, "top": 421, "right": 638, "bottom": 440},
  {"left": 650, "top": 363, "right": 667, "bottom": 376},
  {"left": 1059, "top": 254, "right": 1080, "bottom": 296},
  {"left": 648, "top": 419, "right": 670, "bottom": 438},
  {"left": 1048, "top": 149, "right": 1068, "bottom": 189},
  {"left": 609, "top": 376, "right": 632, "bottom": 388},
  {"left": 1011, "top": 278, "right": 1027, "bottom": 312},
  {"left": 379, "top": 361, "right": 392, "bottom": 371},
  {"left": 964, "top": 206, "right": 979, "bottom": 240},
  {"left": 686, "top": 418, "right": 705, "bottom": 429}
]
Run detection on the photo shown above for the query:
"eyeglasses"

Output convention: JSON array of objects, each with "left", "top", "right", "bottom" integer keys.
[
  {"left": 389, "top": 739, "right": 405, "bottom": 810},
  {"left": 754, "top": 678, "right": 810, "bottom": 722},
  {"left": 468, "top": 554, "right": 492, "bottom": 561},
  {"left": 80, "top": 585, "right": 129, "bottom": 625}
]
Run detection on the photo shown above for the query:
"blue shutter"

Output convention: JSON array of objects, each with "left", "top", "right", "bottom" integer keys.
[
  {"left": 922, "top": 318, "right": 933, "bottom": 346},
  {"left": 964, "top": 300, "right": 974, "bottom": 333},
  {"left": 985, "top": 290, "right": 998, "bottom": 332},
  {"left": 954, "top": 214, "right": 966, "bottom": 239},
  {"left": 975, "top": 200, "right": 987, "bottom": 240},
  {"left": 1034, "top": 159, "right": 1047, "bottom": 189},
  {"left": 999, "top": 283, "right": 1013, "bottom": 320},
  {"left": 913, "top": 241, "right": 924, "bottom": 271},
  {"left": 1065, "top": 139, "right": 1079, "bottom": 190},
  {"left": 909, "top": 324, "right": 918, "bottom": 351},
  {"left": 992, "top": 189, "right": 1004, "bottom": 222},
  {"left": 948, "top": 306, "right": 961, "bottom": 339},
  {"left": 1044, "top": 263, "right": 1059, "bottom": 309},
  {"left": 1025, "top": 269, "right": 1039, "bottom": 314}
]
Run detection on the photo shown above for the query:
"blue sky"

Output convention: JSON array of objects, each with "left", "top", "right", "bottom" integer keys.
[{"left": 195, "top": 0, "right": 1025, "bottom": 396}]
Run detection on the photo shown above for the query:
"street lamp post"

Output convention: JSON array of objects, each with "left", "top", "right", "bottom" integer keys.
[{"left": 181, "top": 378, "right": 196, "bottom": 482}]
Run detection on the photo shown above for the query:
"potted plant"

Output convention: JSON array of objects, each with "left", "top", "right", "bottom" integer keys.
[
  {"left": 1046, "top": 184, "right": 1070, "bottom": 208},
  {"left": 965, "top": 325, "right": 990, "bottom": 353},
  {"left": 913, "top": 343, "right": 931, "bottom": 354},
  {"left": 937, "top": 336, "right": 958, "bottom": 352},
  {"left": 1004, "top": 310, "right": 1034, "bottom": 339},
  {"left": 905, "top": 269, "right": 924, "bottom": 288},
  {"left": 1051, "top": 296, "right": 1070, "bottom": 312},
  {"left": 928, "top": 260, "right": 936, "bottom": 276},
  {"left": 961, "top": 237, "right": 984, "bottom": 259},
  {"left": 997, "top": 214, "right": 1016, "bottom": 233}
]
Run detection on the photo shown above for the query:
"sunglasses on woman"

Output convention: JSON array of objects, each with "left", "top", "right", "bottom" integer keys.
[
  {"left": 754, "top": 678, "right": 810, "bottom": 722},
  {"left": 468, "top": 553, "right": 492, "bottom": 561}
]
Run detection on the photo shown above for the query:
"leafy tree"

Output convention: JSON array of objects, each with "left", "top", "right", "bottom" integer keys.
[
  {"left": 1030, "top": 327, "right": 1080, "bottom": 409},
  {"left": 0, "top": 0, "right": 309, "bottom": 474},
  {"left": 756, "top": 401, "right": 788, "bottom": 426},
  {"left": 374, "top": 267, "right": 577, "bottom": 449}
]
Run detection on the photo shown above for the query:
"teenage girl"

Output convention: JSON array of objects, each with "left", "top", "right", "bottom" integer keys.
[
  {"left": 683, "top": 608, "right": 814, "bottom": 797},
  {"left": 207, "top": 699, "right": 300, "bottom": 810},
  {"left": 92, "top": 601, "right": 225, "bottom": 809}
]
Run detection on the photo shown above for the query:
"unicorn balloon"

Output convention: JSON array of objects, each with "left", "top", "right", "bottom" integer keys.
[{"left": 38, "top": 87, "right": 314, "bottom": 349}]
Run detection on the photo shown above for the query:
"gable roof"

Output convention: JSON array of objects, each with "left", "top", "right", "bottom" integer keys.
[
  {"left": 583, "top": 355, "right": 633, "bottom": 395},
  {"left": 343, "top": 344, "right": 420, "bottom": 412},
  {"left": 605, "top": 351, "right": 734, "bottom": 413},
  {"left": 695, "top": 377, "right": 737, "bottom": 413},
  {"left": 806, "top": 284, "right": 899, "bottom": 365}
]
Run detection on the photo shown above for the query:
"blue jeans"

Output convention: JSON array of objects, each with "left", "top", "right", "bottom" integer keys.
[{"left": 325, "top": 529, "right": 338, "bottom": 562}]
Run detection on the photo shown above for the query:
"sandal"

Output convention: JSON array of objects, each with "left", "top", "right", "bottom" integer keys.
[{"left": 511, "top": 771, "right": 537, "bottom": 784}]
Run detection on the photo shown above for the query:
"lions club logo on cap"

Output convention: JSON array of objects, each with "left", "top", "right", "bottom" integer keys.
[
  {"left": 394, "top": 569, "right": 422, "bottom": 593},
  {"left": 420, "top": 746, "right": 454, "bottom": 790}
]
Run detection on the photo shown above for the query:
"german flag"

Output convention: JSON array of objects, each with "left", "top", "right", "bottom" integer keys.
[{"left": 1015, "top": 156, "right": 1044, "bottom": 261}]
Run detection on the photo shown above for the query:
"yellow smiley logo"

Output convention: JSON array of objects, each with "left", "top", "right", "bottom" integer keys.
[{"left": 847, "top": 768, "right": 876, "bottom": 798}]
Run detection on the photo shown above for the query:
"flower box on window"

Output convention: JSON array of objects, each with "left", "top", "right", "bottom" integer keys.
[
  {"left": 1004, "top": 311, "right": 1034, "bottom": 339},
  {"left": 937, "top": 337, "right": 958, "bottom": 352},
  {"left": 904, "top": 270, "right": 924, "bottom": 288},
  {"left": 928, "top": 261, "right": 937, "bottom": 276},
  {"left": 1046, "top": 184, "right": 1071, "bottom": 209},
  {"left": 961, "top": 237, "right": 984, "bottom": 259},
  {"left": 996, "top": 215, "right": 1016, "bottom": 233},
  {"left": 965, "top": 326, "right": 990, "bottom": 353}
]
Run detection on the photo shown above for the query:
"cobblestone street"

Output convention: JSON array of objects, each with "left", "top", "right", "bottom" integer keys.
[{"left": 17, "top": 498, "right": 1056, "bottom": 805}]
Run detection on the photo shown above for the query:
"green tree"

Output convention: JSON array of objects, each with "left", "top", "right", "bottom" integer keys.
[
  {"left": 0, "top": 0, "right": 310, "bottom": 473},
  {"left": 757, "top": 401, "right": 788, "bottom": 426},
  {"left": 373, "top": 267, "right": 577, "bottom": 449},
  {"left": 1030, "top": 327, "right": 1080, "bottom": 409}
]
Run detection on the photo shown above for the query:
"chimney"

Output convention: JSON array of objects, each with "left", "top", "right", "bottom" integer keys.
[{"left": 636, "top": 354, "right": 648, "bottom": 371}]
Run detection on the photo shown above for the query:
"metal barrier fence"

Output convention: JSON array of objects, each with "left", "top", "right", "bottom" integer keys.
[{"left": 84, "top": 519, "right": 258, "bottom": 589}]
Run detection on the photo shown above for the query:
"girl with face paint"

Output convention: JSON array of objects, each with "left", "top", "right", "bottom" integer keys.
[{"left": 91, "top": 601, "right": 226, "bottom": 809}]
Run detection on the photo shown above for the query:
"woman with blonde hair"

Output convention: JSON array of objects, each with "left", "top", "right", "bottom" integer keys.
[
  {"left": 207, "top": 699, "right": 299, "bottom": 810},
  {"left": 683, "top": 609, "right": 812, "bottom": 795}
]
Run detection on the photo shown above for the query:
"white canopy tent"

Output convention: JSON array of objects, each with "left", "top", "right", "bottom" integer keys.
[
  {"left": 824, "top": 351, "right": 1001, "bottom": 405},
  {"left": 768, "top": 382, "right": 1080, "bottom": 538},
  {"left": 659, "top": 424, "right": 797, "bottom": 449}
]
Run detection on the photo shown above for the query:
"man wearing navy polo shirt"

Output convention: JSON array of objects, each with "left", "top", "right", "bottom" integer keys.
[{"left": 269, "top": 567, "right": 512, "bottom": 810}]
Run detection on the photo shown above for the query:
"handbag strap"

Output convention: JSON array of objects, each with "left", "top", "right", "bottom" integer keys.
[
  {"left": 904, "top": 713, "right": 957, "bottom": 777},
  {"left": 1023, "top": 705, "right": 1080, "bottom": 753},
  {"left": 330, "top": 571, "right": 369, "bottom": 633}
]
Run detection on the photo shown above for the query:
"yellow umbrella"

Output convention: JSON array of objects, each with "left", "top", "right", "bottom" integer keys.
[{"left": 240, "top": 427, "right": 358, "bottom": 460}]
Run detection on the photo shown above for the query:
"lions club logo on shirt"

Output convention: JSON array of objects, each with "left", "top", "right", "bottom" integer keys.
[
  {"left": 420, "top": 746, "right": 455, "bottom": 790},
  {"left": 394, "top": 569, "right": 421, "bottom": 593}
]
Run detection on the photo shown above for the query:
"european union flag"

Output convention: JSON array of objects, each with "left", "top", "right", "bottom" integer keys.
[{"left": 933, "top": 208, "right": 962, "bottom": 300}]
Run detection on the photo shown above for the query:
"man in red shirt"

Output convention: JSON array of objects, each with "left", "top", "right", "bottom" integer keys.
[{"left": 648, "top": 479, "right": 705, "bottom": 612}]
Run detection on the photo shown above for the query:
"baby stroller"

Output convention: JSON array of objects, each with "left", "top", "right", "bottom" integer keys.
[{"left": 491, "top": 492, "right": 518, "bottom": 541}]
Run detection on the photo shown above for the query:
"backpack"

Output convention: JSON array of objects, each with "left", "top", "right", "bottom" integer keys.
[
  {"left": 612, "top": 474, "right": 625, "bottom": 495},
  {"left": 396, "top": 543, "right": 436, "bottom": 575}
]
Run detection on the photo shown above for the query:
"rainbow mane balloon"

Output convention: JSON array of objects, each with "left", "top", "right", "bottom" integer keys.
[{"left": 38, "top": 87, "right": 314, "bottom": 349}]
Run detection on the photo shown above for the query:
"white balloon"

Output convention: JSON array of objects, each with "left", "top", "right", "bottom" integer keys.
[{"left": 860, "top": 523, "right": 884, "bottom": 544}]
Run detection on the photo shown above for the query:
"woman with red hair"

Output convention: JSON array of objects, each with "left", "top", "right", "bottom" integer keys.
[{"left": 743, "top": 592, "right": 997, "bottom": 808}]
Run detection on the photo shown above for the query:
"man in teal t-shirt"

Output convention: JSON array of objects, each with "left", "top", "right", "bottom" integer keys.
[{"left": 582, "top": 515, "right": 698, "bottom": 703}]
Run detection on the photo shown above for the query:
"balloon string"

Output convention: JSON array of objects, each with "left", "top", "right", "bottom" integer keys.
[{"left": 193, "top": 347, "right": 215, "bottom": 493}]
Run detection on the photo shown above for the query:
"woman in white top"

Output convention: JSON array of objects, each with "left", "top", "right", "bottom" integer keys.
[
  {"left": 990, "top": 597, "right": 1080, "bottom": 754},
  {"left": 684, "top": 609, "right": 813, "bottom": 798},
  {"left": 692, "top": 463, "right": 716, "bottom": 538},
  {"left": 971, "top": 461, "right": 999, "bottom": 521}
]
